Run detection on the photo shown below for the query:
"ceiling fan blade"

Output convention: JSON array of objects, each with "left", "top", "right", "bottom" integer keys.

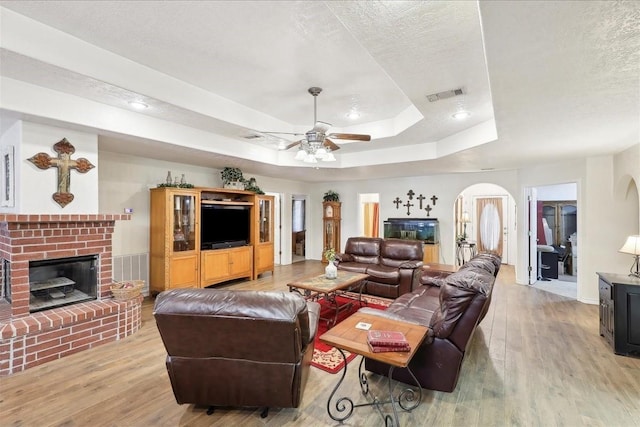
[
  {"left": 285, "top": 140, "right": 303, "bottom": 150},
  {"left": 323, "top": 138, "right": 340, "bottom": 151},
  {"left": 312, "top": 121, "right": 332, "bottom": 133},
  {"left": 327, "top": 133, "right": 371, "bottom": 142},
  {"left": 261, "top": 131, "right": 305, "bottom": 136}
]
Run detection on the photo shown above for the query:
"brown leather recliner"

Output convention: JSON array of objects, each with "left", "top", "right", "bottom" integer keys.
[
  {"left": 336, "top": 237, "right": 424, "bottom": 298},
  {"left": 153, "top": 288, "right": 320, "bottom": 417}
]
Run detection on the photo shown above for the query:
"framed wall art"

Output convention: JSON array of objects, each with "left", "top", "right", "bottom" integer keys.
[{"left": 1, "top": 145, "right": 14, "bottom": 207}]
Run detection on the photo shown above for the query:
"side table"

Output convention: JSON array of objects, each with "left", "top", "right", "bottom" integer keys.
[{"left": 319, "top": 311, "right": 429, "bottom": 426}]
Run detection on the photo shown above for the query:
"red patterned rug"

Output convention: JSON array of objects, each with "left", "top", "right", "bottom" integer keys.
[{"left": 311, "top": 293, "right": 391, "bottom": 374}]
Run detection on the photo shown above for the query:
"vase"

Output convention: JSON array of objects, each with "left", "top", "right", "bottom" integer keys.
[{"left": 325, "top": 261, "right": 337, "bottom": 279}]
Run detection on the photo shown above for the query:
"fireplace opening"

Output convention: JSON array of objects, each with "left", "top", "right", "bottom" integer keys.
[{"left": 29, "top": 255, "right": 98, "bottom": 313}]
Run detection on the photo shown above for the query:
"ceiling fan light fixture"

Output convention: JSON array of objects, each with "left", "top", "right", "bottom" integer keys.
[
  {"left": 322, "top": 152, "right": 336, "bottom": 162},
  {"left": 303, "top": 153, "right": 318, "bottom": 163},
  {"left": 315, "top": 147, "right": 328, "bottom": 159},
  {"left": 294, "top": 148, "right": 307, "bottom": 160}
]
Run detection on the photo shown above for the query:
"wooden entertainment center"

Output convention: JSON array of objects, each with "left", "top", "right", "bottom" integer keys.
[{"left": 149, "top": 187, "right": 274, "bottom": 294}]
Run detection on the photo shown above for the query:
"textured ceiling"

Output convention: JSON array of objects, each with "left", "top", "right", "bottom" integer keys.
[{"left": 0, "top": 0, "right": 638, "bottom": 182}]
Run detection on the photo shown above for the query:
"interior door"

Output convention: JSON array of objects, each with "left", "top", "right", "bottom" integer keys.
[{"left": 474, "top": 196, "right": 508, "bottom": 261}]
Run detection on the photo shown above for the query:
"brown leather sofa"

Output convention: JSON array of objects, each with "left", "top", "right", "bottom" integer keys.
[
  {"left": 335, "top": 237, "right": 424, "bottom": 299},
  {"left": 360, "top": 253, "right": 501, "bottom": 392},
  {"left": 153, "top": 288, "right": 320, "bottom": 417}
]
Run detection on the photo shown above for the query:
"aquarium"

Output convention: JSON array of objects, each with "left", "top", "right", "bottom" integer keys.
[{"left": 383, "top": 218, "right": 440, "bottom": 244}]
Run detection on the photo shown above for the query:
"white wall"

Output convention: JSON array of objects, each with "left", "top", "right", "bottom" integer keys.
[
  {"left": 536, "top": 183, "right": 577, "bottom": 201},
  {"left": 4, "top": 121, "right": 99, "bottom": 214}
]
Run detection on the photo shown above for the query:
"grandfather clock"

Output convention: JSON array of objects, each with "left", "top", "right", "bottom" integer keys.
[{"left": 322, "top": 201, "right": 341, "bottom": 263}]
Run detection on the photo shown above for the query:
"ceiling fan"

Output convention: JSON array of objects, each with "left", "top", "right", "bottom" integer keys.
[{"left": 262, "top": 87, "right": 371, "bottom": 162}]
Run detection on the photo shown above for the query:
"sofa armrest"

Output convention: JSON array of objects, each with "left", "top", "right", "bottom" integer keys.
[
  {"left": 399, "top": 260, "right": 424, "bottom": 269},
  {"left": 335, "top": 253, "right": 354, "bottom": 263},
  {"left": 306, "top": 301, "right": 321, "bottom": 342}
]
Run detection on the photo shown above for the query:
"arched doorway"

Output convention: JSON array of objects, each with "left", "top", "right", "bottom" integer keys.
[{"left": 454, "top": 183, "right": 516, "bottom": 265}]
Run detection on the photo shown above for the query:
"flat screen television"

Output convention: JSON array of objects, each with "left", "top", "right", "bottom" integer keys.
[{"left": 200, "top": 204, "right": 251, "bottom": 249}]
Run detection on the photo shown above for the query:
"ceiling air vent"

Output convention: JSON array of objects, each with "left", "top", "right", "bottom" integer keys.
[
  {"left": 243, "top": 134, "right": 263, "bottom": 140},
  {"left": 426, "top": 88, "right": 464, "bottom": 102}
]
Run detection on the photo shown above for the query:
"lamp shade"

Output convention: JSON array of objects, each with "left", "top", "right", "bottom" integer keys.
[
  {"left": 461, "top": 211, "right": 471, "bottom": 223},
  {"left": 619, "top": 235, "right": 640, "bottom": 255}
]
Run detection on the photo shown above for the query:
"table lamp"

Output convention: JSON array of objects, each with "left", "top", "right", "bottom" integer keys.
[
  {"left": 461, "top": 211, "right": 471, "bottom": 241},
  {"left": 619, "top": 235, "right": 640, "bottom": 278}
]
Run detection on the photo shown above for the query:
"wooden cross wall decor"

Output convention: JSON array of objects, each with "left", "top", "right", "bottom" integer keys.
[
  {"left": 424, "top": 204, "right": 433, "bottom": 216},
  {"left": 28, "top": 138, "right": 95, "bottom": 208},
  {"left": 417, "top": 194, "right": 426, "bottom": 209},
  {"left": 403, "top": 200, "right": 414, "bottom": 216},
  {"left": 393, "top": 197, "right": 402, "bottom": 209}
]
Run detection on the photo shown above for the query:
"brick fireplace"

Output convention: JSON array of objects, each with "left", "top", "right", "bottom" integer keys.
[{"left": 0, "top": 214, "right": 140, "bottom": 376}]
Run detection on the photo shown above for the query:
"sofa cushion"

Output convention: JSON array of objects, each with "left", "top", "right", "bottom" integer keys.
[
  {"left": 342, "top": 237, "right": 382, "bottom": 265},
  {"left": 336, "top": 262, "right": 369, "bottom": 274},
  {"left": 365, "top": 264, "right": 400, "bottom": 284},
  {"left": 379, "top": 238, "right": 423, "bottom": 268}
]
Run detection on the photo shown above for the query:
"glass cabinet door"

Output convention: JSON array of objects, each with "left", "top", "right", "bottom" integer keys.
[
  {"left": 259, "top": 198, "right": 272, "bottom": 243},
  {"left": 173, "top": 193, "right": 196, "bottom": 252}
]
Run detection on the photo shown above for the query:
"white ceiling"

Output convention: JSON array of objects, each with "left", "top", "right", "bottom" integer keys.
[{"left": 0, "top": 1, "right": 638, "bottom": 182}]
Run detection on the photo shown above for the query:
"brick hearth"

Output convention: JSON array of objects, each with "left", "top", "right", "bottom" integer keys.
[{"left": 0, "top": 214, "right": 139, "bottom": 376}]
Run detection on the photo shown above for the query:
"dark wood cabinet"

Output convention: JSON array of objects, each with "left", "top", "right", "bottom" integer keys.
[{"left": 597, "top": 273, "right": 640, "bottom": 357}]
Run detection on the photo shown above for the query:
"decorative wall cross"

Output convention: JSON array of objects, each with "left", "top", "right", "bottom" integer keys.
[
  {"left": 403, "top": 200, "right": 413, "bottom": 216},
  {"left": 407, "top": 189, "right": 415, "bottom": 200},
  {"left": 424, "top": 204, "right": 432, "bottom": 217},
  {"left": 393, "top": 197, "right": 402, "bottom": 209},
  {"left": 431, "top": 195, "right": 438, "bottom": 206},
  {"left": 417, "top": 194, "right": 426, "bottom": 209},
  {"left": 28, "top": 138, "right": 95, "bottom": 208}
]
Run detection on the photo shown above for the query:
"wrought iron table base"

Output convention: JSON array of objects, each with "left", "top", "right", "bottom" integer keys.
[{"left": 326, "top": 348, "right": 422, "bottom": 426}]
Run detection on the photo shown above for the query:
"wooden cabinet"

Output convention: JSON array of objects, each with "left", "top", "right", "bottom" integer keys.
[
  {"left": 598, "top": 273, "right": 640, "bottom": 357},
  {"left": 322, "top": 201, "right": 341, "bottom": 262},
  {"left": 254, "top": 195, "right": 274, "bottom": 277},
  {"left": 150, "top": 186, "right": 266, "bottom": 293},
  {"left": 423, "top": 243, "right": 440, "bottom": 263},
  {"left": 149, "top": 187, "right": 200, "bottom": 294},
  {"left": 201, "top": 246, "right": 253, "bottom": 286}
]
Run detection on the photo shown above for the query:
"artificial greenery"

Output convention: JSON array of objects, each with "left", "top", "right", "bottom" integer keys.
[
  {"left": 244, "top": 177, "right": 264, "bottom": 194},
  {"left": 220, "top": 167, "right": 244, "bottom": 185},
  {"left": 324, "top": 248, "right": 336, "bottom": 262},
  {"left": 323, "top": 190, "right": 340, "bottom": 202},
  {"left": 157, "top": 183, "right": 194, "bottom": 188}
]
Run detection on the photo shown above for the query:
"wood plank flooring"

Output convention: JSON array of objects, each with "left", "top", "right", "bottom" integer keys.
[{"left": 1, "top": 261, "right": 639, "bottom": 426}]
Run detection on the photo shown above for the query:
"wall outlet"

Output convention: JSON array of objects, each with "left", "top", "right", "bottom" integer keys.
[{"left": 124, "top": 208, "right": 134, "bottom": 214}]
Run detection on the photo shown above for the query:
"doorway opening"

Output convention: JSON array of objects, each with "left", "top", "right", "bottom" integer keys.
[
  {"left": 292, "top": 194, "right": 306, "bottom": 263},
  {"left": 455, "top": 184, "right": 516, "bottom": 266},
  {"left": 358, "top": 193, "right": 380, "bottom": 237},
  {"left": 531, "top": 183, "right": 578, "bottom": 299}
]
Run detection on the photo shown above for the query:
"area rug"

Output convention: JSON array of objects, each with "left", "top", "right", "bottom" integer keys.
[{"left": 311, "top": 293, "right": 391, "bottom": 374}]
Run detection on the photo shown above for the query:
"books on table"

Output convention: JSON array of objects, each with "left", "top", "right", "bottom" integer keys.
[{"left": 366, "top": 330, "right": 411, "bottom": 353}]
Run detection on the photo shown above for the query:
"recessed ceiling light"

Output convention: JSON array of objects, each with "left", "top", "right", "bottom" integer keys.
[
  {"left": 128, "top": 101, "right": 148, "bottom": 110},
  {"left": 452, "top": 111, "right": 471, "bottom": 120},
  {"left": 346, "top": 110, "right": 361, "bottom": 120}
]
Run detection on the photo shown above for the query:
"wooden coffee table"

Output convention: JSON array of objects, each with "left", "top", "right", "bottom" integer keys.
[
  {"left": 320, "top": 311, "right": 429, "bottom": 426},
  {"left": 287, "top": 271, "right": 369, "bottom": 327}
]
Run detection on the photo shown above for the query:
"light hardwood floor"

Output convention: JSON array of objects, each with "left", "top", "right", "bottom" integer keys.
[{"left": 1, "top": 261, "right": 639, "bottom": 426}]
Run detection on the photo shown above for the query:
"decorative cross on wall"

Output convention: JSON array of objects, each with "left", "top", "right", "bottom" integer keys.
[
  {"left": 424, "top": 204, "right": 432, "bottom": 217},
  {"left": 28, "top": 138, "right": 95, "bottom": 208},
  {"left": 403, "top": 200, "right": 414, "bottom": 216},
  {"left": 417, "top": 194, "right": 426, "bottom": 209},
  {"left": 407, "top": 189, "right": 415, "bottom": 200},
  {"left": 431, "top": 195, "right": 438, "bottom": 206},
  {"left": 393, "top": 197, "right": 403, "bottom": 209}
]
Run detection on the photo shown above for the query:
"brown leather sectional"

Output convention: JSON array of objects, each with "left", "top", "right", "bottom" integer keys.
[
  {"left": 361, "top": 253, "right": 501, "bottom": 392},
  {"left": 153, "top": 289, "right": 320, "bottom": 415},
  {"left": 335, "top": 237, "right": 424, "bottom": 298}
]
